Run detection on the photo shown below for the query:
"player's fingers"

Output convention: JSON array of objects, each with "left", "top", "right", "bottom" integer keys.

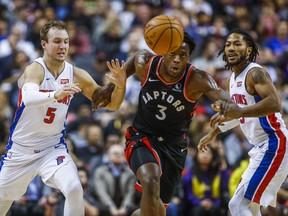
[
  {"left": 100, "top": 99, "right": 110, "bottom": 108},
  {"left": 106, "top": 61, "right": 113, "bottom": 71},
  {"left": 115, "top": 59, "right": 120, "bottom": 68},
  {"left": 210, "top": 114, "right": 222, "bottom": 128},
  {"left": 111, "top": 59, "right": 116, "bottom": 68},
  {"left": 120, "top": 60, "right": 125, "bottom": 69},
  {"left": 211, "top": 103, "right": 220, "bottom": 112},
  {"left": 219, "top": 101, "right": 229, "bottom": 117}
]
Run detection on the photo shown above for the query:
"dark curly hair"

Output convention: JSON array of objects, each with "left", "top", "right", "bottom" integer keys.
[
  {"left": 183, "top": 31, "right": 196, "bottom": 56},
  {"left": 218, "top": 28, "right": 259, "bottom": 70}
]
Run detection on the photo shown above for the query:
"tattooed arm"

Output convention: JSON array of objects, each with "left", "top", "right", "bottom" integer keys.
[{"left": 237, "top": 67, "right": 280, "bottom": 118}]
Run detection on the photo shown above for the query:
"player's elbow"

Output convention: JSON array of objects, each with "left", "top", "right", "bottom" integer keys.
[{"left": 271, "top": 97, "right": 281, "bottom": 113}]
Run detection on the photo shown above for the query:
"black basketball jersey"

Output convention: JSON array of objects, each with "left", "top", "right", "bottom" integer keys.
[{"left": 133, "top": 55, "right": 197, "bottom": 138}]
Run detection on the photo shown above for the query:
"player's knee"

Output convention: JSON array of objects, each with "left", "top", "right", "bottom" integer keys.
[
  {"left": 140, "top": 174, "right": 160, "bottom": 196},
  {"left": 228, "top": 195, "right": 239, "bottom": 213},
  {"left": 64, "top": 180, "right": 83, "bottom": 198}
]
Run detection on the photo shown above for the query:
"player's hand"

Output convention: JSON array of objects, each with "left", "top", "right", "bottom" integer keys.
[
  {"left": 92, "top": 82, "right": 115, "bottom": 110},
  {"left": 198, "top": 129, "right": 218, "bottom": 152},
  {"left": 105, "top": 59, "right": 127, "bottom": 89},
  {"left": 211, "top": 100, "right": 243, "bottom": 120},
  {"left": 54, "top": 83, "right": 81, "bottom": 100},
  {"left": 211, "top": 100, "right": 230, "bottom": 116}
]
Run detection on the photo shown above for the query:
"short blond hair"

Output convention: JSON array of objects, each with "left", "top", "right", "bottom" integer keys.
[{"left": 40, "top": 20, "right": 67, "bottom": 42}]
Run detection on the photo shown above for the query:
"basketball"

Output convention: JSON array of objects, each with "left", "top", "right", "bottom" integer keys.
[{"left": 144, "top": 15, "right": 184, "bottom": 54}]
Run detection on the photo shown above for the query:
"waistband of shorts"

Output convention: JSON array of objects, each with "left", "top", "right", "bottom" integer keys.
[
  {"left": 11, "top": 142, "right": 65, "bottom": 154},
  {"left": 131, "top": 126, "right": 186, "bottom": 142}
]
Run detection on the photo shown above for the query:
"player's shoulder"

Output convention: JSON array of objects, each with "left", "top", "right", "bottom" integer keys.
[
  {"left": 190, "top": 66, "right": 211, "bottom": 79},
  {"left": 247, "top": 64, "right": 270, "bottom": 84},
  {"left": 23, "top": 60, "right": 45, "bottom": 77},
  {"left": 26, "top": 60, "right": 44, "bottom": 71},
  {"left": 135, "top": 49, "right": 155, "bottom": 64}
]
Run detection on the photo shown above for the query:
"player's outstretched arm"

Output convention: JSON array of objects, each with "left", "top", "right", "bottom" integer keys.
[
  {"left": 104, "top": 59, "right": 127, "bottom": 110},
  {"left": 91, "top": 49, "right": 154, "bottom": 109},
  {"left": 75, "top": 59, "right": 127, "bottom": 111}
]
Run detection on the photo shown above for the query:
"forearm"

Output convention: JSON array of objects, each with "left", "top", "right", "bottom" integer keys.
[
  {"left": 22, "top": 82, "right": 56, "bottom": 107},
  {"left": 240, "top": 97, "right": 280, "bottom": 117},
  {"left": 106, "top": 85, "right": 126, "bottom": 110}
]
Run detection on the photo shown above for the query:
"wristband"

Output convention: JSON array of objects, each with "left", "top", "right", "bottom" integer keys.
[{"left": 218, "top": 119, "right": 240, "bottom": 132}]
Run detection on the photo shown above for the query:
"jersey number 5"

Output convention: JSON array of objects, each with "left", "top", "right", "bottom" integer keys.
[{"left": 44, "top": 107, "right": 57, "bottom": 124}]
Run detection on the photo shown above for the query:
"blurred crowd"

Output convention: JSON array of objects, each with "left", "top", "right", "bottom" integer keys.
[{"left": 1, "top": 0, "right": 288, "bottom": 215}]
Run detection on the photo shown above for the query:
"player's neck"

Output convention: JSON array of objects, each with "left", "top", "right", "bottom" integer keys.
[
  {"left": 232, "top": 61, "right": 250, "bottom": 76},
  {"left": 42, "top": 56, "right": 64, "bottom": 77}
]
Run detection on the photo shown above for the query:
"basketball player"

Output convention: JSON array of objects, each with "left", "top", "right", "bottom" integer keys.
[
  {"left": 0, "top": 20, "right": 127, "bottom": 216},
  {"left": 94, "top": 32, "right": 233, "bottom": 216},
  {"left": 198, "top": 28, "right": 288, "bottom": 216}
]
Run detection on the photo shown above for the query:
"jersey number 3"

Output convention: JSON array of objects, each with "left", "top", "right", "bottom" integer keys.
[
  {"left": 44, "top": 107, "right": 57, "bottom": 124},
  {"left": 156, "top": 105, "right": 167, "bottom": 120}
]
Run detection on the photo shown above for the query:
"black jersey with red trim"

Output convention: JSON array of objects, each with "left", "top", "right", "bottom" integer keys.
[{"left": 133, "top": 55, "right": 197, "bottom": 138}]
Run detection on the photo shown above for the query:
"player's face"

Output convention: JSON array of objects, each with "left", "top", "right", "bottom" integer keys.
[
  {"left": 162, "top": 43, "right": 190, "bottom": 78},
  {"left": 224, "top": 33, "right": 251, "bottom": 68},
  {"left": 42, "top": 28, "right": 69, "bottom": 62}
]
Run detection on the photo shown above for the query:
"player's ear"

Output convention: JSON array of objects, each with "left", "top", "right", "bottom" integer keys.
[
  {"left": 247, "top": 47, "right": 252, "bottom": 55},
  {"left": 41, "top": 40, "right": 46, "bottom": 49}
]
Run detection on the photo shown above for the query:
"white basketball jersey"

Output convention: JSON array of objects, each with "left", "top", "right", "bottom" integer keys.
[
  {"left": 9, "top": 57, "right": 74, "bottom": 149},
  {"left": 229, "top": 62, "right": 288, "bottom": 145}
]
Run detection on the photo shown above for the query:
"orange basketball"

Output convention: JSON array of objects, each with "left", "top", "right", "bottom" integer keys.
[{"left": 144, "top": 15, "right": 184, "bottom": 54}]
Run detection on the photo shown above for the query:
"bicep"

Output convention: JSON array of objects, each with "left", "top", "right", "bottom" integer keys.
[
  {"left": 250, "top": 68, "right": 279, "bottom": 100},
  {"left": 254, "top": 78, "right": 279, "bottom": 100},
  {"left": 22, "top": 63, "right": 44, "bottom": 86}
]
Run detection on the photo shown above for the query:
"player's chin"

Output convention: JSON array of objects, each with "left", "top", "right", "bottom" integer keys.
[
  {"left": 55, "top": 56, "right": 66, "bottom": 62},
  {"left": 170, "top": 66, "right": 181, "bottom": 75}
]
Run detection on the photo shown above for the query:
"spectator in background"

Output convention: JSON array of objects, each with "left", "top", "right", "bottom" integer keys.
[
  {"left": 93, "top": 144, "right": 138, "bottom": 216},
  {"left": 104, "top": 100, "right": 134, "bottom": 142},
  {"left": 75, "top": 123, "right": 104, "bottom": 169},
  {"left": 0, "top": 90, "right": 11, "bottom": 156},
  {"left": 130, "top": 2, "right": 153, "bottom": 29},
  {"left": 67, "top": 117, "right": 92, "bottom": 149},
  {"left": 78, "top": 166, "right": 101, "bottom": 216},
  {"left": 1, "top": 25, "right": 38, "bottom": 61},
  {"left": 94, "top": 18, "right": 125, "bottom": 60},
  {"left": 191, "top": 37, "right": 225, "bottom": 75},
  {"left": 1, "top": 50, "right": 30, "bottom": 110},
  {"left": 181, "top": 145, "right": 230, "bottom": 216},
  {"left": 256, "top": 1, "right": 278, "bottom": 40},
  {"left": 66, "top": 19, "right": 91, "bottom": 59},
  {"left": 0, "top": 15, "right": 9, "bottom": 42},
  {"left": 264, "top": 20, "right": 288, "bottom": 59},
  {"left": 277, "top": 48, "right": 288, "bottom": 85},
  {"left": 9, "top": 176, "right": 50, "bottom": 216},
  {"left": 92, "top": 52, "right": 109, "bottom": 86},
  {"left": 63, "top": 0, "right": 93, "bottom": 33},
  {"left": 26, "top": 17, "right": 48, "bottom": 55},
  {"left": 52, "top": 0, "right": 72, "bottom": 21}
]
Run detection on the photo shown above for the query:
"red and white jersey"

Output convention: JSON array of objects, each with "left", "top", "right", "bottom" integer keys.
[
  {"left": 229, "top": 62, "right": 288, "bottom": 145},
  {"left": 9, "top": 57, "right": 74, "bottom": 149}
]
